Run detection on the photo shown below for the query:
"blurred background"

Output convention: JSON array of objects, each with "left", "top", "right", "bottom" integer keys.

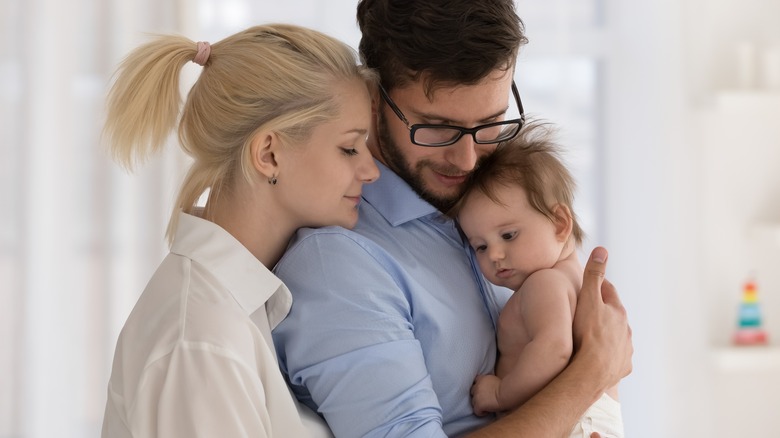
[{"left": 2, "top": 0, "right": 780, "bottom": 437}]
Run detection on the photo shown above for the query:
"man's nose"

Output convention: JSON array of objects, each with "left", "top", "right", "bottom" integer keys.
[{"left": 444, "top": 134, "right": 478, "bottom": 172}]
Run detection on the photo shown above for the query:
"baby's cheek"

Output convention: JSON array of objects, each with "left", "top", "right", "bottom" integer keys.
[{"left": 476, "top": 258, "right": 493, "bottom": 278}]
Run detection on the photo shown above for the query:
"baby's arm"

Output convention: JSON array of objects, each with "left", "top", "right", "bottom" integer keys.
[{"left": 472, "top": 269, "right": 575, "bottom": 415}]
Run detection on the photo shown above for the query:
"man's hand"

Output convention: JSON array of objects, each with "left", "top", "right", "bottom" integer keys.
[
  {"left": 470, "top": 374, "right": 502, "bottom": 417},
  {"left": 572, "top": 247, "right": 633, "bottom": 389}
]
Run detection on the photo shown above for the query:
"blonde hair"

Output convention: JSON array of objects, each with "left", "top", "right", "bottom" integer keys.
[
  {"left": 104, "top": 24, "right": 375, "bottom": 244},
  {"left": 449, "top": 121, "right": 584, "bottom": 245}
]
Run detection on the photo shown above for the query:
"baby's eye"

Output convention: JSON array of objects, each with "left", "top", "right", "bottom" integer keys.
[
  {"left": 501, "top": 231, "right": 517, "bottom": 241},
  {"left": 473, "top": 244, "right": 487, "bottom": 253},
  {"left": 341, "top": 148, "right": 359, "bottom": 156}
]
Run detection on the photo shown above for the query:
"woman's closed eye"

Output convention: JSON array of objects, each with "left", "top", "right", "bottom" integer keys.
[{"left": 340, "top": 147, "right": 359, "bottom": 156}]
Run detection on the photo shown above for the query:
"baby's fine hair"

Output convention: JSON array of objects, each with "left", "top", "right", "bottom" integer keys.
[
  {"left": 450, "top": 121, "right": 584, "bottom": 245},
  {"left": 103, "top": 24, "right": 374, "bottom": 243}
]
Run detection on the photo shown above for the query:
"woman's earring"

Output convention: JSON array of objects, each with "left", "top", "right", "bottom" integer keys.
[{"left": 268, "top": 175, "right": 278, "bottom": 185}]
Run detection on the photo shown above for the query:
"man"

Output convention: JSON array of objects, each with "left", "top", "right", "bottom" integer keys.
[{"left": 272, "top": 1, "right": 633, "bottom": 436}]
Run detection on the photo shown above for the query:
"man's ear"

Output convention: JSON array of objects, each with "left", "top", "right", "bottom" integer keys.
[
  {"left": 369, "top": 83, "right": 381, "bottom": 118},
  {"left": 249, "top": 130, "right": 279, "bottom": 180},
  {"left": 552, "top": 203, "right": 573, "bottom": 242}
]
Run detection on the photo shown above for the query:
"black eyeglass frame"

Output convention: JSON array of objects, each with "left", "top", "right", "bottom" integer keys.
[{"left": 378, "top": 81, "right": 526, "bottom": 147}]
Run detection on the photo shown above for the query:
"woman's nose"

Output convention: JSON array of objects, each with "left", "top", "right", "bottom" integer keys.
[{"left": 359, "top": 155, "right": 380, "bottom": 183}]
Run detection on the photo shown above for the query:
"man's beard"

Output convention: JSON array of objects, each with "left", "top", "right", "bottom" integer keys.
[{"left": 375, "top": 112, "right": 464, "bottom": 213}]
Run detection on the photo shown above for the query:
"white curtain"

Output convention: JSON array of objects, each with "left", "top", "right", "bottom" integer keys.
[
  {"left": 1, "top": 0, "right": 189, "bottom": 436},
  {"left": 0, "top": 1, "right": 365, "bottom": 436}
]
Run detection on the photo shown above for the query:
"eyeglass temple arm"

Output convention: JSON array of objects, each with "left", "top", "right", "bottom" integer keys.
[
  {"left": 378, "top": 85, "right": 412, "bottom": 128},
  {"left": 511, "top": 81, "right": 525, "bottom": 121}
]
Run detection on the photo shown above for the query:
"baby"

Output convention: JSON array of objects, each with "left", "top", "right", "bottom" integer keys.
[{"left": 449, "top": 122, "right": 624, "bottom": 437}]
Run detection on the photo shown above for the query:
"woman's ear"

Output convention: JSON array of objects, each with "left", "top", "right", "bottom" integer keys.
[
  {"left": 551, "top": 203, "right": 573, "bottom": 243},
  {"left": 249, "top": 130, "right": 279, "bottom": 180}
]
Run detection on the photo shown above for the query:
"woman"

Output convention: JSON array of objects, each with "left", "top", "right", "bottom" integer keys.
[{"left": 101, "top": 24, "right": 379, "bottom": 437}]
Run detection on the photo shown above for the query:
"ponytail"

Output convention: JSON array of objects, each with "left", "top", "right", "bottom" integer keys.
[{"left": 104, "top": 35, "right": 198, "bottom": 170}]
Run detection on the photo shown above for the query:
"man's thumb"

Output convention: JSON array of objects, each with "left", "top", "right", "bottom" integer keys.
[
  {"left": 590, "top": 246, "right": 608, "bottom": 264},
  {"left": 582, "top": 247, "right": 608, "bottom": 302}
]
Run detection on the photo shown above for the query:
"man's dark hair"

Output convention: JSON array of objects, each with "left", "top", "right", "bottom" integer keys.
[{"left": 356, "top": 0, "right": 528, "bottom": 96}]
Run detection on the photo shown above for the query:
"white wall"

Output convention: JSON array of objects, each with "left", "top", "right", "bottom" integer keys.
[{"left": 601, "top": 1, "right": 698, "bottom": 436}]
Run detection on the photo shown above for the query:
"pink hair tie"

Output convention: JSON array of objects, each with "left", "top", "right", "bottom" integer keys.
[{"left": 193, "top": 41, "right": 211, "bottom": 66}]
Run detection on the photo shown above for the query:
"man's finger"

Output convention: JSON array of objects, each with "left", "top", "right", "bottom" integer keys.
[
  {"left": 582, "top": 246, "right": 608, "bottom": 304},
  {"left": 600, "top": 278, "right": 622, "bottom": 306}
]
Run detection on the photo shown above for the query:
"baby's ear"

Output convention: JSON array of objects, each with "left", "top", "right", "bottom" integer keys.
[{"left": 551, "top": 203, "right": 573, "bottom": 242}]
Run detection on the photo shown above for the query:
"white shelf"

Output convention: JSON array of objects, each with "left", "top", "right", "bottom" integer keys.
[
  {"left": 713, "top": 90, "right": 780, "bottom": 111},
  {"left": 751, "top": 223, "right": 780, "bottom": 246},
  {"left": 713, "top": 89, "right": 780, "bottom": 98},
  {"left": 713, "top": 345, "right": 780, "bottom": 371}
]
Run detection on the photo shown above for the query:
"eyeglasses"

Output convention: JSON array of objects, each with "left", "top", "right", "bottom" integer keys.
[{"left": 378, "top": 81, "right": 525, "bottom": 147}]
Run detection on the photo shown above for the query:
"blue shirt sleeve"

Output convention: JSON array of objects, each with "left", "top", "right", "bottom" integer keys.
[{"left": 273, "top": 229, "right": 449, "bottom": 438}]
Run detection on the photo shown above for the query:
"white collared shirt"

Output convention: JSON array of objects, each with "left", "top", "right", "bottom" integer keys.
[{"left": 102, "top": 212, "right": 332, "bottom": 438}]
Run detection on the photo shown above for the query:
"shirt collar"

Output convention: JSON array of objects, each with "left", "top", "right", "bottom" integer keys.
[
  {"left": 170, "top": 211, "right": 292, "bottom": 329},
  {"left": 362, "top": 160, "right": 439, "bottom": 226}
]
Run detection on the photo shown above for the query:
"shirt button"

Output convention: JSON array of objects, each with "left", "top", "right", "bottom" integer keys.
[{"left": 433, "top": 214, "right": 449, "bottom": 224}]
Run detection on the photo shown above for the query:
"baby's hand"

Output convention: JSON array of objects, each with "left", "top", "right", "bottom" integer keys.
[{"left": 470, "top": 374, "right": 502, "bottom": 416}]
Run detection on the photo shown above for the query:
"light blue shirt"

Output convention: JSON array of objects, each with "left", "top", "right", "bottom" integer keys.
[{"left": 273, "top": 161, "right": 511, "bottom": 437}]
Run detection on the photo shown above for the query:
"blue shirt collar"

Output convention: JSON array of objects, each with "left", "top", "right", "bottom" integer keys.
[{"left": 362, "top": 160, "right": 439, "bottom": 226}]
